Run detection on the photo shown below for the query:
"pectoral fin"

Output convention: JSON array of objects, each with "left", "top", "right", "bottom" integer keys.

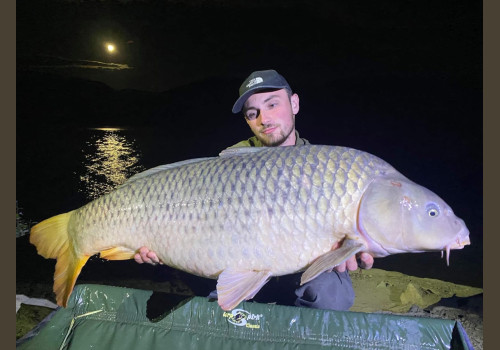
[
  {"left": 301, "top": 238, "right": 365, "bottom": 285},
  {"left": 216, "top": 268, "right": 272, "bottom": 311}
]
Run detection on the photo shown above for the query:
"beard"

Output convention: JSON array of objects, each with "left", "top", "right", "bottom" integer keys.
[
  {"left": 256, "top": 124, "right": 295, "bottom": 147},
  {"left": 254, "top": 120, "right": 295, "bottom": 147}
]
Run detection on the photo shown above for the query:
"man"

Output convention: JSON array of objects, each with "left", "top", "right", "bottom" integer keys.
[
  {"left": 228, "top": 69, "right": 304, "bottom": 148},
  {"left": 135, "top": 69, "right": 374, "bottom": 310}
]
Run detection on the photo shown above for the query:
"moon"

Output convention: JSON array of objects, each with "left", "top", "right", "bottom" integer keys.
[{"left": 106, "top": 43, "right": 116, "bottom": 53}]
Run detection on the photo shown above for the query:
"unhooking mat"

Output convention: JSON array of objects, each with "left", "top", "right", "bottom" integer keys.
[{"left": 17, "top": 283, "right": 473, "bottom": 349}]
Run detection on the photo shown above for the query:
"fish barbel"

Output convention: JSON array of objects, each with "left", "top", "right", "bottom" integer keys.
[{"left": 30, "top": 145, "right": 470, "bottom": 310}]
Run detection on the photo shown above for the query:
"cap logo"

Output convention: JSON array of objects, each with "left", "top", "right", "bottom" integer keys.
[{"left": 246, "top": 77, "right": 263, "bottom": 89}]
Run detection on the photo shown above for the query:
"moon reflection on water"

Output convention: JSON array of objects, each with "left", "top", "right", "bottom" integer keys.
[{"left": 79, "top": 128, "right": 145, "bottom": 200}]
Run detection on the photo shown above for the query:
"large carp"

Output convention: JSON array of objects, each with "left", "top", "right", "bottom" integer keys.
[{"left": 30, "top": 145, "right": 470, "bottom": 310}]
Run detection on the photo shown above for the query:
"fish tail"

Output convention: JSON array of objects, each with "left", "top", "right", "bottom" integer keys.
[{"left": 29, "top": 211, "right": 90, "bottom": 307}]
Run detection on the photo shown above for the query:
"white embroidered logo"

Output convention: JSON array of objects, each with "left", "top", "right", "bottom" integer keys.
[
  {"left": 223, "top": 309, "right": 263, "bottom": 329},
  {"left": 246, "top": 77, "right": 263, "bottom": 88}
]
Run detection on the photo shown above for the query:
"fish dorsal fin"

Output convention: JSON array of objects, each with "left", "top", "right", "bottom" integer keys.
[
  {"left": 216, "top": 268, "right": 272, "bottom": 310},
  {"left": 300, "top": 238, "right": 365, "bottom": 285},
  {"left": 219, "top": 147, "right": 269, "bottom": 158},
  {"left": 119, "top": 157, "right": 215, "bottom": 188}
]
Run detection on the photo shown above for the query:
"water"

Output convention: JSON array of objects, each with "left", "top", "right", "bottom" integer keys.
[
  {"left": 79, "top": 128, "right": 145, "bottom": 200},
  {"left": 17, "top": 127, "right": 144, "bottom": 221}
]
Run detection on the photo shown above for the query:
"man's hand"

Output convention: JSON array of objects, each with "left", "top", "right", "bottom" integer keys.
[
  {"left": 334, "top": 252, "right": 374, "bottom": 272},
  {"left": 134, "top": 246, "right": 163, "bottom": 265},
  {"left": 330, "top": 241, "right": 374, "bottom": 272}
]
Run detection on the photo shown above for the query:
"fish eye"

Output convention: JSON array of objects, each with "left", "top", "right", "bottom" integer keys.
[{"left": 426, "top": 203, "right": 440, "bottom": 218}]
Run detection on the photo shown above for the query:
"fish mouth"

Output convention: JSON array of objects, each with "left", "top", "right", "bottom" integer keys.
[{"left": 442, "top": 226, "right": 471, "bottom": 266}]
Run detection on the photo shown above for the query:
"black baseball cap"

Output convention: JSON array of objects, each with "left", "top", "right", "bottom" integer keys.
[{"left": 232, "top": 69, "right": 291, "bottom": 113}]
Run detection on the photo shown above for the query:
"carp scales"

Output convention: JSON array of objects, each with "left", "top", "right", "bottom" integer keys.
[{"left": 30, "top": 145, "right": 470, "bottom": 310}]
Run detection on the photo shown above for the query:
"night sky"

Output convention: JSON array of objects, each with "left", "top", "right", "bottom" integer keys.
[
  {"left": 17, "top": 0, "right": 481, "bottom": 92},
  {"left": 16, "top": 0, "right": 483, "bottom": 287}
]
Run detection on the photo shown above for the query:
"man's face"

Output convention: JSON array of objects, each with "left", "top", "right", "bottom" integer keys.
[{"left": 242, "top": 89, "right": 300, "bottom": 147}]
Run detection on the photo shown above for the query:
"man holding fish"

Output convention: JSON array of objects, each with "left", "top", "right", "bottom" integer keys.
[
  {"left": 134, "top": 69, "right": 375, "bottom": 310},
  {"left": 31, "top": 68, "right": 469, "bottom": 310}
]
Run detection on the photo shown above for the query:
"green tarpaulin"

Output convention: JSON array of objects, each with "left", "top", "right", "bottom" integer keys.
[{"left": 17, "top": 284, "right": 473, "bottom": 349}]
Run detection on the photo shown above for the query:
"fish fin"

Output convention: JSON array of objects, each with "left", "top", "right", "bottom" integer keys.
[
  {"left": 30, "top": 211, "right": 90, "bottom": 307},
  {"left": 300, "top": 238, "right": 365, "bottom": 285},
  {"left": 216, "top": 268, "right": 272, "bottom": 310},
  {"left": 219, "top": 147, "right": 269, "bottom": 158},
  {"left": 100, "top": 246, "right": 137, "bottom": 260},
  {"left": 118, "top": 157, "right": 215, "bottom": 188},
  {"left": 54, "top": 252, "right": 90, "bottom": 307}
]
